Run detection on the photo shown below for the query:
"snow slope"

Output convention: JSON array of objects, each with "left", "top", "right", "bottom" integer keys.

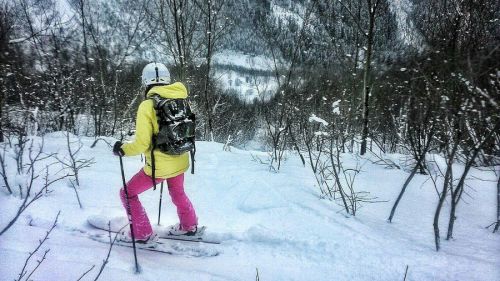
[
  {"left": 213, "top": 51, "right": 277, "bottom": 103},
  {"left": 0, "top": 134, "right": 498, "bottom": 280}
]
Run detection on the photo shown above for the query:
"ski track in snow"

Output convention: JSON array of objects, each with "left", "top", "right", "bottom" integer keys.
[{"left": 0, "top": 134, "right": 499, "bottom": 280}]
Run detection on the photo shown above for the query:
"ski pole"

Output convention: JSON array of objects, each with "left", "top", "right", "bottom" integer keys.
[
  {"left": 157, "top": 181, "right": 164, "bottom": 225},
  {"left": 119, "top": 154, "right": 140, "bottom": 273}
]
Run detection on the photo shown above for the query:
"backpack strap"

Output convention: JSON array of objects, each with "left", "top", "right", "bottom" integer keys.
[
  {"left": 150, "top": 95, "right": 160, "bottom": 190},
  {"left": 149, "top": 94, "right": 162, "bottom": 109},
  {"left": 189, "top": 109, "right": 196, "bottom": 174},
  {"left": 190, "top": 142, "right": 195, "bottom": 174},
  {"left": 151, "top": 135, "right": 157, "bottom": 190}
]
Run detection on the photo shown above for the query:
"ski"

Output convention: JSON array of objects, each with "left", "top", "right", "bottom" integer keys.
[
  {"left": 86, "top": 216, "right": 221, "bottom": 244},
  {"left": 163, "top": 227, "right": 221, "bottom": 244},
  {"left": 158, "top": 226, "right": 220, "bottom": 244},
  {"left": 89, "top": 233, "right": 220, "bottom": 257},
  {"left": 160, "top": 235, "right": 220, "bottom": 244}
]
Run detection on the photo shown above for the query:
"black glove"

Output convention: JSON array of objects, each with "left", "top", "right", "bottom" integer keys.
[{"left": 113, "top": 141, "right": 125, "bottom": 157}]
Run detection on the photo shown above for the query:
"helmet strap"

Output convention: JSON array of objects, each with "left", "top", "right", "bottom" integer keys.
[{"left": 155, "top": 66, "right": 159, "bottom": 82}]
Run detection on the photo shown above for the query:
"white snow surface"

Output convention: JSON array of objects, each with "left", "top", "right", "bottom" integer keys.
[
  {"left": 0, "top": 134, "right": 499, "bottom": 280},
  {"left": 214, "top": 69, "right": 277, "bottom": 103},
  {"left": 389, "top": 0, "right": 425, "bottom": 49},
  {"left": 309, "top": 114, "right": 329, "bottom": 126},
  {"left": 212, "top": 51, "right": 274, "bottom": 72},
  {"left": 212, "top": 51, "right": 278, "bottom": 102}
]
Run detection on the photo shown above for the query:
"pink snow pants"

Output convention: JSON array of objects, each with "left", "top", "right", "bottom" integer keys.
[{"left": 119, "top": 170, "right": 197, "bottom": 239}]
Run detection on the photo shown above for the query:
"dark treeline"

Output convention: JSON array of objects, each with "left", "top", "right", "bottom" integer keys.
[{"left": 1, "top": 0, "right": 499, "bottom": 249}]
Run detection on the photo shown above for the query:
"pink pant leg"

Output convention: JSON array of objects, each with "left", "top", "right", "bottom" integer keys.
[
  {"left": 119, "top": 169, "right": 162, "bottom": 239},
  {"left": 167, "top": 173, "right": 198, "bottom": 231}
]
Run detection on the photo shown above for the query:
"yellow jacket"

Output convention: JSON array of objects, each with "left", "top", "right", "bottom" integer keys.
[{"left": 121, "top": 82, "right": 190, "bottom": 178}]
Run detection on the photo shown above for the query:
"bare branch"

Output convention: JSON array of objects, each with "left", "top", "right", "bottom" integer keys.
[{"left": 16, "top": 211, "right": 60, "bottom": 281}]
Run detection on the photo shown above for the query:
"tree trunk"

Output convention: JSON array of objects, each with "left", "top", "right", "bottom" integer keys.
[
  {"left": 172, "top": 0, "right": 186, "bottom": 80},
  {"left": 494, "top": 171, "right": 499, "bottom": 233},
  {"left": 330, "top": 140, "right": 350, "bottom": 214},
  {"left": 347, "top": 4, "right": 361, "bottom": 154},
  {"left": 0, "top": 94, "right": 3, "bottom": 142},
  {"left": 203, "top": 0, "right": 214, "bottom": 141},
  {"left": 79, "top": 0, "right": 90, "bottom": 75},
  {"left": 433, "top": 140, "right": 459, "bottom": 251},
  {"left": 388, "top": 157, "right": 424, "bottom": 222},
  {"left": 360, "top": 2, "right": 377, "bottom": 155},
  {"left": 389, "top": 129, "right": 435, "bottom": 222},
  {"left": 447, "top": 126, "right": 499, "bottom": 238},
  {"left": 288, "top": 125, "right": 305, "bottom": 166}
]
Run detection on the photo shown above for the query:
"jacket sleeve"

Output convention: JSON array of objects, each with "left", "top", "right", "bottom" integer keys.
[{"left": 121, "top": 101, "right": 153, "bottom": 156}]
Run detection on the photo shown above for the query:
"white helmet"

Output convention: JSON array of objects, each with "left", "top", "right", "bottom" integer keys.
[{"left": 141, "top": 62, "right": 171, "bottom": 86}]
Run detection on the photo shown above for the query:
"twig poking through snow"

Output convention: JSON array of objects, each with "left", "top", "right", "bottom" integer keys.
[
  {"left": 77, "top": 265, "right": 96, "bottom": 281},
  {"left": 16, "top": 211, "right": 60, "bottom": 281},
  {"left": 69, "top": 179, "right": 83, "bottom": 209},
  {"left": 93, "top": 223, "right": 126, "bottom": 280},
  {"left": 403, "top": 265, "right": 409, "bottom": 281}
]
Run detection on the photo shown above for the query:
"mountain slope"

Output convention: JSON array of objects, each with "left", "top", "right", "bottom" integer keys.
[{"left": 0, "top": 133, "right": 498, "bottom": 280}]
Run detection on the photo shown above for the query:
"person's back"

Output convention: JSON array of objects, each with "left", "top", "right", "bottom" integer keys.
[
  {"left": 121, "top": 82, "right": 190, "bottom": 179},
  {"left": 112, "top": 62, "right": 198, "bottom": 244}
]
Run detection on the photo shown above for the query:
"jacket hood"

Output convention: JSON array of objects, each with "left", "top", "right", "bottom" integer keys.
[{"left": 146, "top": 82, "right": 188, "bottom": 99}]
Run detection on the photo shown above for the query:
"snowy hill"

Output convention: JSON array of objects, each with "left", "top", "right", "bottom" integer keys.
[
  {"left": 213, "top": 51, "right": 277, "bottom": 103},
  {"left": 0, "top": 133, "right": 498, "bottom": 280}
]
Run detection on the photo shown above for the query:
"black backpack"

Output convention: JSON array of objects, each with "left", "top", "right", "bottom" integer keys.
[{"left": 149, "top": 94, "right": 196, "bottom": 176}]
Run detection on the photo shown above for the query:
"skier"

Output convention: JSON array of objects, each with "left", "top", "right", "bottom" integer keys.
[{"left": 113, "top": 62, "right": 198, "bottom": 244}]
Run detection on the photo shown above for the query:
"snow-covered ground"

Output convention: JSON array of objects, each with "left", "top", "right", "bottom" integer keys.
[
  {"left": 389, "top": 0, "right": 425, "bottom": 49},
  {"left": 212, "top": 51, "right": 274, "bottom": 72},
  {"left": 214, "top": 68, "right": 277, "bottom": 103},
  {"left": 213, "top": 51, "right": 278, "bottom": 103},
  {"left": 0, "top": 133, "right": 498, "bottom": 280}
]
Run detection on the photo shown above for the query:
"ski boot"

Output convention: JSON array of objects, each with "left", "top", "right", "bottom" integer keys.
[
  {"left": 167, "top": 223, "right": 198, "bottom": 236},
  {"left": 118, "top": 231, "right": 159, "bottom": 247}
]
